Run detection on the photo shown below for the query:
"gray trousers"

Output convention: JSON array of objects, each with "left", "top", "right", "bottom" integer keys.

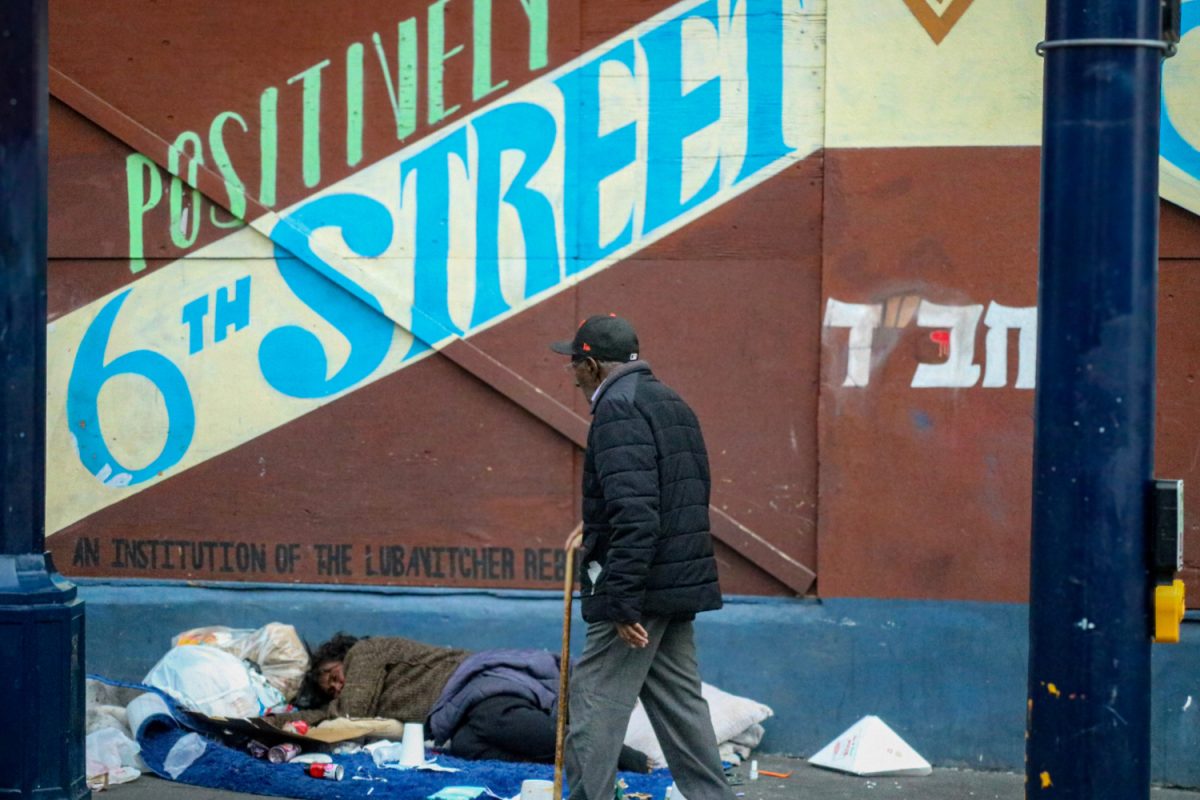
[{"left": 564, "top": 616, "right": 735, "bottom": 800}]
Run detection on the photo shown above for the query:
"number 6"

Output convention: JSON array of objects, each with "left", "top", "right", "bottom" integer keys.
[{"left": 67, "top": 289, "right": 196, "bottom": 486}]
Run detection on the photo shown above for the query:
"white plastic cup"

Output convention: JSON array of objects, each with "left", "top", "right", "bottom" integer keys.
[
  {"left": 521, "top": 779, "right": 554, "bottom": 800},
  {"left": 399, "top": 722, "right": 426, "bottom": 766}
]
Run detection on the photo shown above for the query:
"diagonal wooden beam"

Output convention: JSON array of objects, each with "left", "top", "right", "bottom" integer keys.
[
  {"left": 49, "top": 67, "right": 816, "bottom": 595},
  {"left": 441, "top": 340, "right": 816, "bottom": 593}
]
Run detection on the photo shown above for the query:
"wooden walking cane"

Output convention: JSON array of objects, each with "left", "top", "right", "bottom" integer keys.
[{"left": 554, "top": 523, "right": 583, "bottom": 800}]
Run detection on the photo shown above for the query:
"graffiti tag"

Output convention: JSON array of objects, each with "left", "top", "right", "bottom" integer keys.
[{"left": 823, "top": 296, "right": 1037, "bottom": 389}]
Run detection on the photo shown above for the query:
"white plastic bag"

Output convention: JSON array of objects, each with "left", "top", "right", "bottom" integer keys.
[
  {"left": 172, "top": 623, "right": 309, "bottom": 700},
  {"left": 143, "top": 644, "right": 284, "bottom": 717},
  {"left": 162, "top": 732, "right": 207, "bottom": 779},
  {"left": 86, "top": 727, "right": 140, "bottom": 777}
]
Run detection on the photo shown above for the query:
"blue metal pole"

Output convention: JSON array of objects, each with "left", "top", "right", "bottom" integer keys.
[
  {"left": 0, "top": 1, "right": 89, "bottom": 797},
  {"left": 1026, "top": 0, "right": 1165, "bottom": 797}
]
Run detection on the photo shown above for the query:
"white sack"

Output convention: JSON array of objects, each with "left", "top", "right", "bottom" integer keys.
[
  {"left": 172, "top": 623, "right": 309, "bottom": 700},
  {"left": 143, "top": 644, "right": 284, "bottom": 717},
  {"left": 623, "top": 682, "right": 773, "bottom": 769}
]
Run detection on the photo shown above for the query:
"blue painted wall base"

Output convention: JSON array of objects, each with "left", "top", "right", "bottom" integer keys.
[{"left": 76, "top": 580, "right": 1200, "bottom": 787}]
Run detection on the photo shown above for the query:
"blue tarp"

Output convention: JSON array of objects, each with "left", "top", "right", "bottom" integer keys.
[{"left": 96, "top": 675, "right": 673, "bottom": 800}]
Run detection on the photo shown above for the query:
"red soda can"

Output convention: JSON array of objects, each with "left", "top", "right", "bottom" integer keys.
[
  {"left": 268, "top": 743, "right": 302, "bottom": 763},
  {"left": 307, "top": 762, "right": 344, "bottom": 781}
]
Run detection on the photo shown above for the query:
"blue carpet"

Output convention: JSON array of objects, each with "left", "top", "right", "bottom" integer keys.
[{"left": 95, "top": 676, "right": 673, "bottom": 800}]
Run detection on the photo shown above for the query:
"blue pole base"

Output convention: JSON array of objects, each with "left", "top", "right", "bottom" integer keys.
[{"left": 0, "top": 553, "right": 89, "bottom": 800}]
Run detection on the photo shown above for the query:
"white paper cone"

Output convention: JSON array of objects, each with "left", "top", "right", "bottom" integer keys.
[{"left": 809, "top": 715, "right": 932, "bottom": 777}]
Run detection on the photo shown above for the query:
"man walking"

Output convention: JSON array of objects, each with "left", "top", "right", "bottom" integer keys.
[{"left": 551, "top": 315, "right": 735, "bottom": 800}]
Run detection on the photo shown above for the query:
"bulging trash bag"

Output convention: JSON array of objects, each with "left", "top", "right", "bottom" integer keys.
[
  {"left": 143, "top": 644, "right": 285, "bottom": 717},
  {"left": 172, "top": 623, "right": 309, "bottom": 701}
]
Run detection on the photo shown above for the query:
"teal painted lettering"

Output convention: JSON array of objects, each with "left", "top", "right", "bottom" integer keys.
[
  {"left": 260, "top": 195, "right": 395, "bottom": 398},
  {"left": 733, "top": 0, "right": 791, "bottom": 183},
  {"left": 181, "top": 294, "right": 209, "bottom": 355},
  {"left": 399, "top": 128, "right": 470, "bottom": 357},
  {"left": 471, "top": 102, "right": 561, "bottom": 326},
  {"left": 68, "top": 290, "right": 196, "bottom": 486},
  {"left": 214, "top": 276, "right": 252, "bottom": 343},
  {"left": 642, "top": 0, "right": 722, "bottom": 233},
  {"left": 554, "top": 42, "right": 638, "bottom": 272},
  {"left": 1160, "top": 4, "right": 1200, "bottom": 185}
]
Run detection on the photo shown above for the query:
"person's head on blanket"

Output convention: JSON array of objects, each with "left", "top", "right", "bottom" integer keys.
[
  {"left": 309, "top": 632, "right": 359, "bottom": 700},
  {"left": 271, "top": 633, "right": 651, "bottom": 773}
]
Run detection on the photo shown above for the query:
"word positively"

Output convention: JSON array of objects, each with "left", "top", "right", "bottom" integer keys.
[{"left": 126, "top": 0, "right": 549, "bottom": 272}]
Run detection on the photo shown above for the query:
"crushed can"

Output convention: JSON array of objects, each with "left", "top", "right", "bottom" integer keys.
[
  {"left": 246, "top": 740, "right": 270, "bottom": 759},
  {"left": 307, "top": 762, "right": 345, "bottom": 781},
  {"left": 268, "top": 743, "right": 302, "bottom": 763}
]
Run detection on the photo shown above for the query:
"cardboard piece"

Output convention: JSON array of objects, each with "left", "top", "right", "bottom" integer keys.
[
  {"left": 185, "top": 712, "right": 403, "bottom": 746},
  {"left": 808, "top": 715, "right": 932, "bottom": 777}
]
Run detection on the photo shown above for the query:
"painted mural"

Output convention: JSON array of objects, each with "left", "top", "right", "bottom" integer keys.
[
  {"left": 44, "top": 0, "right": 1200, "bottom": 601},
  {"left": 45, "top": 0, "right": 824, "bottom": 591},
  {"left": 49, "top": 0, "right": 822, "bottom": 532}
]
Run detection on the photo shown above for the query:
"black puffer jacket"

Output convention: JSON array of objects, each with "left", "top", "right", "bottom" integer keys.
[{"left": 579, "top": 362, "right": 723, "bottom": 623}]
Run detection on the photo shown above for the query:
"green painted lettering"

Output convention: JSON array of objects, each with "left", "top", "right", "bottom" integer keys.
[
  {"left": 346, "top": 42, "right": 365, "bottom": 167},
  {"left": 372, "top": 19, "right": 418, "bottom": 141},
  {"left": 517, "top": 0, "right": 548, "bottom": 70},
  {"left": 286, "top": 59, "right": 331, "bottom": 188},
  {"left": 208, "top": 111, "right": 248, "bottom": 229},
  {"left": 427, "top": 0, "right": 463, "bottom": 124},
  {"left": 168, "top": 131, "right": 203, "bottom": 249},
  {"left": 125, "top": 153, "right": 162, "bottom": 274},
  {"left": 472, "top": 0, "right": 508, "bottom": 101},
  {"left": 259, "top": 87, "right": 278, "bottom": 206}
]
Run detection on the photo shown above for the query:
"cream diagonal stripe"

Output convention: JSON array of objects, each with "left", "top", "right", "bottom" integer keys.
[
  {"left": 827, "top": 0, "right": 1042, "bottom": 147},
  {"left": 829, "top": 0, "right": 1200, "bottom": 223},
  {"left": 46, "top": 0, "right": 826, "bottom": 533}
]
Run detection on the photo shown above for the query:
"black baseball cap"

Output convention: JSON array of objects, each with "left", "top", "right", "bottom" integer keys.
[{"left": 551, "top": 314, "right": 640, "bottom": 362}]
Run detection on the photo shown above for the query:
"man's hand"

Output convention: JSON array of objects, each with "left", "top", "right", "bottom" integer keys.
[{"left": 616, "top": 622, "right": 649, "bottom": 648}]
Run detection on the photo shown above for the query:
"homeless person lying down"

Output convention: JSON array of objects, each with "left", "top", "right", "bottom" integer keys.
[{"left": 267, "top": 633, "right": 651, "bottom": 772}]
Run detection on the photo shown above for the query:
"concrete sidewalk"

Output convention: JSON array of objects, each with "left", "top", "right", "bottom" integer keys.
[{"left": 102, "top": 754, "right": 1200, "bottom": 800}]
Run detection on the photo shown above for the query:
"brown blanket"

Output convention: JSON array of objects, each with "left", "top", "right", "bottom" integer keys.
[{"left": 271, "top": 637, "right": 469, "bottom": 726}]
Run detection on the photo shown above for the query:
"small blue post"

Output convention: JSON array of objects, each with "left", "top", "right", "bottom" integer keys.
[
  {"left": 0, "top": 2, "right": 89, "bottom": 798},
  {"left": 1026, "top": 0, "right": 1165, "bottom": 798}
]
